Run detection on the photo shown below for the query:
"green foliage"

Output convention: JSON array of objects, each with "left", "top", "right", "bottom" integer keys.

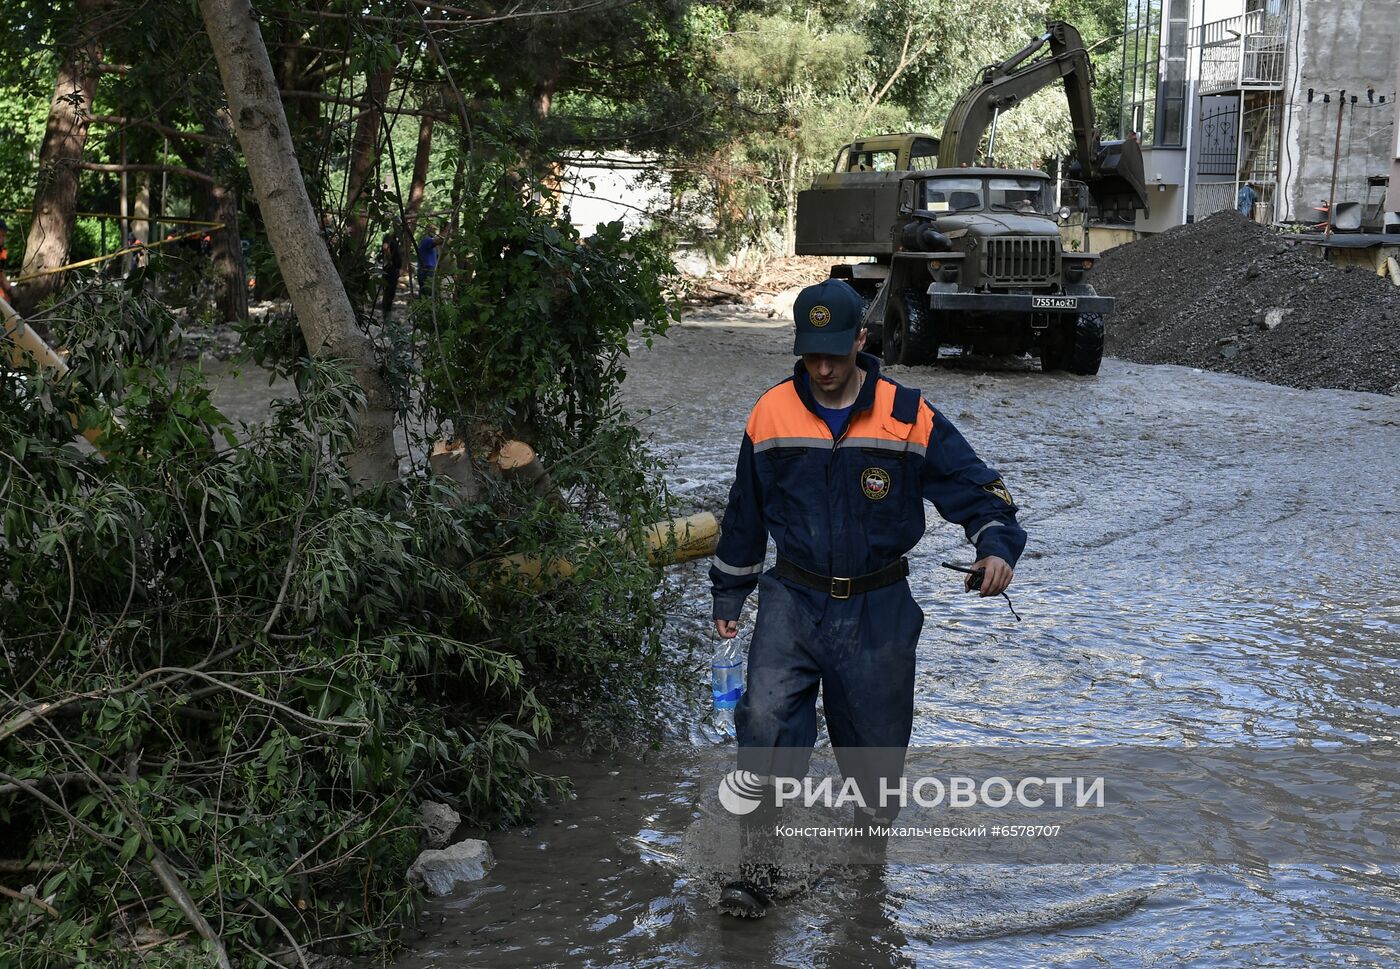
[
  {"left": 691, "top": 0, "right": 1130, "bottom": 250},
  {"left": 416, "top": 158, "right": 684, "bottom": 736},
  {"left": 0, "top": 51, "right": 51, "bottom": 216},
  {"left": 1, "top": 211, "right": 680, "bottom": 960}
]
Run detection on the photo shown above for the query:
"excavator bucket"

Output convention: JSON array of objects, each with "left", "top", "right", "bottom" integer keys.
[{"left": 1085, "top": 137, "right": 1151, "bottom": 220}]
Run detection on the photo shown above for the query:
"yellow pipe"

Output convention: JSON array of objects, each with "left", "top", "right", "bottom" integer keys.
[
  {"left": 10, "top": 224, "right": 223, "bottom": 284},
  {"left": 6, "top": 208, "right": 225, "bottom": 227},
  {"left": 488, "top": 513, "right": 720, "bottom": 588},
  {"left": 641, "top": 512, "right": 720, "bottom": 566},
  {"left": 1, "top": 296, "right": 104, "bottom": 447}
]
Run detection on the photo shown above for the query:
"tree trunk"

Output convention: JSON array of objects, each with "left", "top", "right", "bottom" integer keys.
[
  {"left": 133, "top": 176, "right": 150, "bottom": 243},
  {"left": 211, "top": 180, "right": 247, "bottom": 324},
  {"left": 345, "top": 64, "right": 395, "bottom": 252},
  {"left": 119, "top": 130, "right": 128, "bottom": 244},
  {"left": 198, "top": 0, "right": 399, "bottom": 485},
  {"left": 16, "top": 0, "right": 103, "bottom": 314},
  {"left": 206, "top": 109, "right": 247, "bottom": 324},
  {"left": 273, "top": 39, "right": 326, "bottom": 194},
  {"left": 405, "top": 113, "right": 433, "bottom": 236},
  {"left": 783, "top": 147, "right": 799, "bottom": 256},
  {"left": 166, "top": 106, "right": 247, "bottom": 325}
]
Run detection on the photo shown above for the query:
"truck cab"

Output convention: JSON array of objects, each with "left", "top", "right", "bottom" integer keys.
[
  {"left": 795, "top": 164, "right": 1113, "bottom": 373},
  {"left": 834, "top": 133, "right": 942, "bottom": 173}
]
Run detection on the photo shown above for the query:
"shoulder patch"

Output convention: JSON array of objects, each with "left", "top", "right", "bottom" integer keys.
[
  {"left": 891, "top": 384, "right": 922, "bottom": 424},
  {"left": 983, "top": 479, "right": 1015, "bottom": 506}
]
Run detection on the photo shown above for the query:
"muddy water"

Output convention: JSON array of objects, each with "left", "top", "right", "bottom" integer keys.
[{"left": 212, "top": 308, "right": 1399, "bottom": 966}]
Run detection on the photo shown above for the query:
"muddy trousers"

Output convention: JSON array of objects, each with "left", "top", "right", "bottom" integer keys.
[{"left": 735, "top": 571, "right": 923, "bottom": 823}]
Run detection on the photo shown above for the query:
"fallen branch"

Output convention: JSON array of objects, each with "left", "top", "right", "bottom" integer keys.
[
  {"left": 243, "top": 896, "right": 310, "bottom": 969},
  {"left": 0, "top": 884, "right": 59, "bottom": 918},
  {"left": 0, "top": 770, "right": 125, "bottom": 797},
  {"left": 149, "top": 852, "right": 233, "bottom": 969}
]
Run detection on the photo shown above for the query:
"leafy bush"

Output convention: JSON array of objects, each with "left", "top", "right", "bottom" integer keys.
[
  {"left": 418, "top": 180, "right": 683, "bottom": 736},
  {"left": 1, "top": 187, "right": 683, "bottom": 964}
]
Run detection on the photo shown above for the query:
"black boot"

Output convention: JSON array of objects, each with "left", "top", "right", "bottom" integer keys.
[
  {"left": 719, "top": 789, "right": 781, "bottom": 918},
  {"left": 717, "top": 872, "right": 775, "bottom": 918}
]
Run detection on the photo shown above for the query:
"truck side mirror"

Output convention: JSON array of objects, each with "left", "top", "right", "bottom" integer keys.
[{"left": 900, "top": 183, "right": 916, "bottom": 215}]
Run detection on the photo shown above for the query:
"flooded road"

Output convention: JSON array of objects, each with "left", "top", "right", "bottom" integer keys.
[{"left": 369, "top": 305, "right": 1400, "bottom": 967}]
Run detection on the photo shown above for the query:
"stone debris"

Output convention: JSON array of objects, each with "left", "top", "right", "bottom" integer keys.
[
  {"left": 408, "top": 838, "right": 495, "bottom": 897},
  {"left": 1094, "top": 211, "right": 1400, "bottom": 394},
  {"left": 420, "top": 800, "right": 462, "bottom": 849}
]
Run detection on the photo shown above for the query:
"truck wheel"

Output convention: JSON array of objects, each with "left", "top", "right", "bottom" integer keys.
[
  {"left": 855, "top": 290, "right": 881, "bottom": 355},
  {"left": 1066, "top": 313, "right": 1104, "bottom": 376},
  {"left": 884, "top": 289, "right": 938, "bottom": 366}
]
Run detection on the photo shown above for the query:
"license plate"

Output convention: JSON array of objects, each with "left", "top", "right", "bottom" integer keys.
[{"left": 1032, "top": 296, "right": 1078, "bottom": 310}]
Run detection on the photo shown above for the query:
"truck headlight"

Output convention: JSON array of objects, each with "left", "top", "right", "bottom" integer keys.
[
  {"left": 1062, "top": 258, "right": 1094, "bottom": 283},
  {"left": 928, "top": 259, "right": 959, "bottom": 282}
]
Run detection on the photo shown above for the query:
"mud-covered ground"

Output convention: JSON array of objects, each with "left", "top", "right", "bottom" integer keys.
[{"left": 385, "top": 306, "right": 1400, "bottom": 968}]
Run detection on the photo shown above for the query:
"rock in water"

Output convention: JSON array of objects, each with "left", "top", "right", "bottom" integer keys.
[
  {"left": 420, "top": 801, "right": 461, "bottom": 849},
  {"left": 408, "top": 839, "right": 495, "bottom": 896}
]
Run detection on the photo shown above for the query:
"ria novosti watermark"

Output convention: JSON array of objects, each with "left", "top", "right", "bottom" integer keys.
[
  {"left": 719, "top": 769, "right": 1105, "bottom": 814},
  {"left": 701, "top": 745, "right": 1400, "bottom": 865}
]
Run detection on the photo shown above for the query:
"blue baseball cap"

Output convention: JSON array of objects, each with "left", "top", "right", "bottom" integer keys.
[{"left": 792, "top": 279, "right": 866, "bottom": 356}]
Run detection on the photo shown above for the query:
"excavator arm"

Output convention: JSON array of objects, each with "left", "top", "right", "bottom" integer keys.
[{"left": 937, "top": 20, "right": 1149, "bottom": 218}]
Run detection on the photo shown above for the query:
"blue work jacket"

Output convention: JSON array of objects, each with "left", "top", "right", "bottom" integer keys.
[{"left": 710, "top": 353, "right": 1027, "bottom": 621}]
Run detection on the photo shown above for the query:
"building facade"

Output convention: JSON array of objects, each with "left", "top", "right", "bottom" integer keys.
[{"left": 1120, "top": 0, "right": 1399, "bottom": 231}]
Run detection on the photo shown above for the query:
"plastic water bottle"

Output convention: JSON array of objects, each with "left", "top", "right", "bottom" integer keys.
[{"left": 711, "top": 635, "right": 745, "bottom": 736}]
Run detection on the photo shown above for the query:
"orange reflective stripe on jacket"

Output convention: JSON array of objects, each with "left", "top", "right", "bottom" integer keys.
[{"left": 746, "top": 375, "right": 935, "bottom": 455}]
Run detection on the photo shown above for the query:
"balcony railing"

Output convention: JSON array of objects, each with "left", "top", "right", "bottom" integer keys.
[{"left": 1195, "top": 13, "right": 1286, "bottom": 95}]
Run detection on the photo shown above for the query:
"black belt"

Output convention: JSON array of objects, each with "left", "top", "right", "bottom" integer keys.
[{"left": 773, "top": 555, "right": 909, "bottom": 600}]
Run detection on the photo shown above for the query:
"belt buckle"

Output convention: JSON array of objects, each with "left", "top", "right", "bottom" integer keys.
[{"left": 830, "top": 576, "right": 852, "bottom": 599}]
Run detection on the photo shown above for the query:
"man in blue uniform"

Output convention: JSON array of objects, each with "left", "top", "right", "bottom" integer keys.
[
  {"left": 416, "top": 224, "right": 442, "bottom": 294},
  {"left": 1237, "top": 181, "right": 1260, "bottom": 219},
  {"left": 710, "top": 278, "right": 1026, "bottom": 915}
]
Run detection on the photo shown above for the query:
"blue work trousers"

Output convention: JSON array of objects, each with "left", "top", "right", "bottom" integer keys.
[{"left": 735, "top": 571, "right": 923, "bottom": 819}]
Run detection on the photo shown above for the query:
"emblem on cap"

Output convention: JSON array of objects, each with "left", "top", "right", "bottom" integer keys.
[
  {"left": 808, "top": 305, "right": 832, "bottom": 327},
  {"left": 861, "top": 467, "right": 891, "bottom": 500}
]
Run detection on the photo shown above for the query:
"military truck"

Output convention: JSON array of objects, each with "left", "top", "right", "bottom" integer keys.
[{"left": 794, "top": 21, "right": 1151, "bottom": 375}]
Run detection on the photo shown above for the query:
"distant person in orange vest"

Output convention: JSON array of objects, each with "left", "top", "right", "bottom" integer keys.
[
  {"left": 0, "top": 218, "right": 16, "bottom": 305},
  {"left": 126, "top": 233, "right": 148, "bottom": 280}
]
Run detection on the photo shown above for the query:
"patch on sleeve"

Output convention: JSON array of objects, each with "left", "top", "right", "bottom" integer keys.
[{"left": 983, "top": 479, "right": 1014, "bottom": 506}]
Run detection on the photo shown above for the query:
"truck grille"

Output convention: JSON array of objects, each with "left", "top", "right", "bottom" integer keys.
[{"left": 985, "top": 237, "right": 1058, "bottom": 286}]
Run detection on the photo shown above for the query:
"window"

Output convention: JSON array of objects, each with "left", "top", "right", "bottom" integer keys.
[
  {"left": 909, "top": 138, "right": 940, "bottom": 170},
  {"left": 921, "top": 178, "right": 984, "bottom": 212},
  {"left": 846, "top": 150, "right": 898, "bottom": 172},
  {"left": 1120, "top": 0, "right": 1187, "bottom": 147},
  {"left": 987, "top": 177, "right": 1054, "bottom": 214},
  {"left": 1121, "top": 0, "right": 1161, "bottom": 143},
  {"left": 1158, "top": 0, "right": 1188, "bottom": 146}
]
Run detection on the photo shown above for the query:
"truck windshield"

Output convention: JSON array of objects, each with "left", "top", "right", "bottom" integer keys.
[
  {"left": 921, "top": 178, "right": 983, "bottom": 212},
  {"left": 987, "top": 177, "right": 1052, "bottom": 214}
]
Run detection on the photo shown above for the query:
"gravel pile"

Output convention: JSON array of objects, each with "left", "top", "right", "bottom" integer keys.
[{"left": 1094, "top": 212, "right": 1400, "bottom": 394}]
